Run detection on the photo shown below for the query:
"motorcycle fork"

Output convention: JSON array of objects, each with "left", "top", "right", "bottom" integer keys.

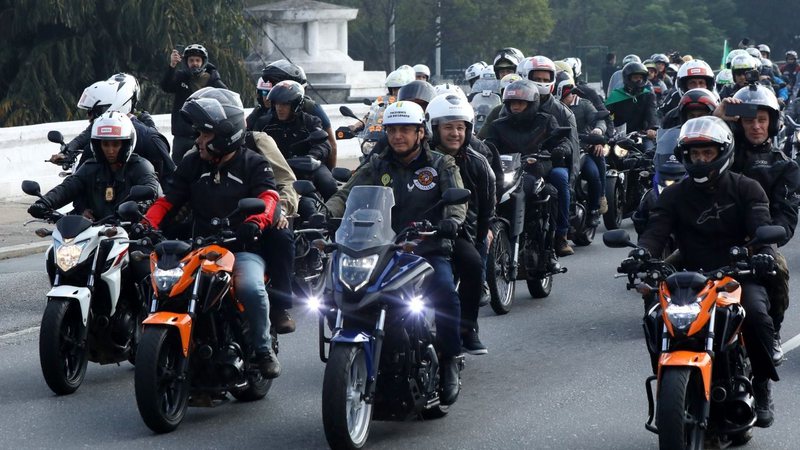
[
  {"left": 317, "top": 308, "right": 340, "bottom": 363},
  {"left": 363, "top": 306, "right": 387, "bottom": 403}
]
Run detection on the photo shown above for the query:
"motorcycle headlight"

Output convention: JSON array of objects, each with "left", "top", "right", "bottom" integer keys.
[
  {"left": 665, "top": 301, "right": 702, "bottom": 331},
  {"left": 503, "top": 171, "right": 517, "bottom": 188},
  {"left": 55, "top": 241, "right": 88, "bottom": 272},
  {"left": 361, "top": 141, "right": 377, "bottom": 156},
  {"left": 153, "top": 266, "right": 184, "bottom": 292},
  {"left": 614, "top": 145, "right": 628, "bottom": 158},
  {"left": 339, "top": 254, "right": 379, "bottom": 291}
]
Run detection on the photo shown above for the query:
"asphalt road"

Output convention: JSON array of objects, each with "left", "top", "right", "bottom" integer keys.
[{"left": 2, "top": 224, "right": 800, "bottom": 449}]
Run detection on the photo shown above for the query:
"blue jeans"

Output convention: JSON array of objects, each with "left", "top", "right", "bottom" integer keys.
[
  {"left": 547, "top": 167, "right": 570, "bottom": 236},
  {"left": 426, "top": 255, "right": 462, "bottom": 358},
  {"left": 233, "top": 252, "right": 272, "bottom": 353},
  {"left": 581, "top": 153, "right": 606, "bottom": 211}
]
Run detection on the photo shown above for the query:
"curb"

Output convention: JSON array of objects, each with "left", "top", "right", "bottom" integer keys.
[{"left": 0, "top": 241, "right": 50, "bottom": 261}]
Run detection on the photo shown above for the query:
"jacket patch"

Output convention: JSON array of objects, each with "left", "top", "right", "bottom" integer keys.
[
  {"left": 697, "top": 202, "right": 735, "bottom": 225},
  {"left": 381, "top": 173, "right": 392, "bottom": 186},
  {"left": 413, "top": 167, "right": 438, "bottom": 191}
]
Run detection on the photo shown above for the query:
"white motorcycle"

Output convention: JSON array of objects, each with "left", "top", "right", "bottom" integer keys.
[{"left": 22, "top": 180, "right": 154, "bottom": 395}]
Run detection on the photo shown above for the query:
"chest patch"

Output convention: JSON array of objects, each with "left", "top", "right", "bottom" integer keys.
[
  {"left": 412, "top": 167, "right": 438, "bottom": 191},
  {"left": 381, "top": 173, "right": 392, "bottom": 186}
]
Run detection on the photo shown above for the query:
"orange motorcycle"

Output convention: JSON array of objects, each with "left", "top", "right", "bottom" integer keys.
[
  {"left": 604, "top": 225, "right": 784, "bottom": 449},
  {"left": 120, "top": 198, "right": 277, "bottom": 433}
]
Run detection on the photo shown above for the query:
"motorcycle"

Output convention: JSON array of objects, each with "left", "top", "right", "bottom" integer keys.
[
  {"left": 124, "top": 198, "right": 277, "bottom": 433},
  {"left": 604, "top": 225, "right": 786, "bottom": 449},
  {"left": 21, "top": 180, "right": 155, "bottom": 395},
  {"left": 784, "top": 115, "right": 800, "bottom": 160},
  {"left": 469, "top": 90, "right": 502, "bottom": 134},
  {"left": 309, "top": 185, "right": 470, "bottom": 449},
  {"left": 602, "top": 131, "right": 654, "bottom": 230},
  {"left": 337, "top": 101, "right": 391, "bottom": 164},
  {"left": 45, "top": 130, "right": 83, "bottom": 177}
]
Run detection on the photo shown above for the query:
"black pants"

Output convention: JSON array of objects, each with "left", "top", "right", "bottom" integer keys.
[
  {"left": 453, "top": 237, "right": 483, "bottom": 332},
  {"left": 298, "top": 165, "right": 338, "bottom": 220},
  {"left": 767, "top": 252, "right": 790, "bottom": 333},
  {"left": 740, "top": 281, "right": 779, "bottom": 381},
  {"left": 258, "top": 227, "right": 295, "bottom": 311}
]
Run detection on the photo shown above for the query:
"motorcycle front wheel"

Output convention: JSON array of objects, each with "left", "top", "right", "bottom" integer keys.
[
  {"left": 656, "top": 367, "right": 705, "bottom": 450},
  {"left": 135, "top": 327, "right": 190, "bottom": 433},
  {"left": 603, "top": 177, "right": 624, "bottom": 230},
  {"left": 488, "top": 221, "right": 515, "bottom": 315},
  {"left": 322, "top": 343, "right": 373, "bottom": 450},
  {"left": 39, "top": 299, "right": 89, "bottom": 395}
]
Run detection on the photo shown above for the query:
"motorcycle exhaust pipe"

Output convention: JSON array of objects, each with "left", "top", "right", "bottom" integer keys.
[
  {"left": 710, "top": 386, "right": 727, "bottom": 402},
  {"left": 724, "top": 391, "right": 756, "bottom": 425}
]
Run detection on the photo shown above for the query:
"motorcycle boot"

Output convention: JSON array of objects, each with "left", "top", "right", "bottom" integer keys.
[
  {"left": 772, "top": 331, "right": 784, "bottom": 366},
  {"left": 753, "top": 376, "right": 775, "bottom": 428},
  {"left": 254, "top": 347, "right": 282, "bottom": 379},
  {"left": 271, "top": 308, "right": 296, "bottom": 334},
  {"left": 555, "top": 235, "right": 574, "bottom": 257},
  {"left": 461, "top": 328, "right": 488, "bottom": 355},
  {"left": 599, "top": 196, "right": 608, "bottom": 214},
  {"left": 479, "top": 282, "right": 490, "bottom": 307},
  {"left": 440, "top": 357, "right": 462, "bottom": 405}
]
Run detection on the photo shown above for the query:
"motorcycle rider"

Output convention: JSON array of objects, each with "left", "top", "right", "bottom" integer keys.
[
  {"left": 347, "top": 68, "right": 412, "bottom": 134},
  {"left": 427, "top": 93, "right": 496, "bottom": 355},
  {"left": 143, "top": 87, "right": 282, "bottom": 378},
  {"left": 644, "top": 60, "right": 668, "bottom": 103},
  {"left": 605, "top": 62, "right": 659, "bottom": 152},
  {"left": 719, "top": 54, "right": 762, "bottom": 100},
  {"left": 326, "top": 101, "right": 467, "bottom": 405},
  {"left": 660, "top": 60, "right": 717, "bottom": 129},
  {"left": 651, "top": 53, "right": 673, "bottom": 89},
  {"left": 465, "top": 61, "right": 488, "bottom": 88},
  {"left": 780, "top": 51, "right": 799, "bottom": 93},
  {"left": 493, "top": 47, "right": 524, "bottom": 80},
  {"left": 715, "top": 85, "right": 800, "bottom": 366},
  {"left": 414, "top": 64, "right": 431, "bottom": 82},
  {"left": 161, "top": 44, "right": 227, "bottom": 163},
  {"left": 637, "top": 115, "right": 780, "bottom": 428},
  {"left": 601, "top": 52, "right": 617, "bottom": 94},
  {"left": 606, "top": 54, "right": 641, "bottom": 97},
  {"left": 631, "top": 154, "right": 685, "bottom": 235}
]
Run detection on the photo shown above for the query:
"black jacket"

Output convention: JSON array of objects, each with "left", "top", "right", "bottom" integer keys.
[
  {"left": 638, "top": 172, "right": 774, "bottom": 271},
  {"left": 41, "top": 154, "right": 159, "bottom": 219},
  {"left": 261, "top": 110, "right": 331, "bottom": 162},
  {"left": 606, "top": 90, "right": 658, "bottom": 132},
  {"left": 160, "top": 64, "right": 227, "bottom": 138},
  {"left": 539, "top": 95, "right": 580, "bottom": 181},
  {"left": 247, "top": 96, "right": 328, "bottom": 132},
  {"left": 483, "top": 105, "right": 570, "bottom": 167},
  {"left": 440, "top": 143, "right": 495, "bottom": 244}
]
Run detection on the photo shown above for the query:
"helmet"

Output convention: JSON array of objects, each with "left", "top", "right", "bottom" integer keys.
[
  {"left": 499, "top": 73, "right": 523, "bottom": 92},
  {"left": 786, "top": 50, "right": 798, "bottom": 60},
  {"left": 465, "top": 61, "right": 488, "bottom": 84},
  {"left": 554, "top": 60, "right": 574, "bottom": 78},
  {"left": 382, "top": 101, "right": 425, "bottom": 127},
  {"left": 267, "top": 80, "right": 305, "bottom": 114},
  {"left": 107, "top": 73, "right": 140, "bottom": 114},
  {"left": 426, "top": 93, "right": 475, "bottom": 147},
  {"left": 725, "top": 49, "right": 749, "bottom": 68},
  {"left": 729, "top": 54, "right": 757, "bottom": 72},
  {"left": 652, "top": 53, "right": 669, "bottom": 65},
  {"left": 262, "top": 59, "right": 307, "bottom": 85},
  {"left": 666, "top": 64, "right": 680, "bottom": 78},
  {"left": 757, "top": 44, "right": 771, "bottom": 55},
  {"left": 760, "top": 58, "right": 774, "bottom": 76},
  {"left": 732, "top": 84, "right": 781, "bottom": 137},
  {"left": 434, "top": 83, "right": 467, "bottom": 99},
  {"left": 745, "top": 47, "right": 761, "bottom": 59},
  {"left": 517, "top": 56, "right": 556, "bottom": 96},
  {"left": 676, "top": 116, "right": 734, "bottom": 185},
  {"left": 502, "top": 79, "right": 540, "bottom": 112},
  {"left": 493, "top": 48, "right": 524, "bottom": 78},
  {"left": 622, "top": 54, "right": 641, "bottom": 65},
  {"left": 715, "top": 69, "right": 733, "bottom": 86},
  {"left": 554, "top": 72, "right": 575, "bottom": 99},
  {"left": 90, "top": 111, "right": 137, "bottom": 164},
  {"left": 77, "top": 80, "right": 119, "bottom": 119},
  {"left": 413, "top": 64, "right": 431, "bottom": 80},
  {"left": 682, "top": 55, "right": 694, "bottom": 63},
  {"left": 657, "top": 155, "right": 686, "bottom": 188},
  {"left": 675, "top": 60, "right": 715, "bottom": 93},
  {"left": 678, "top": 88, "right": 718, "bottom": 124},
  {"left": 256, "top": 78, "right": 273, "bottom": 99},
  {"left": 385, "top": 68, "right": 414, "bottom": 89},
  {"left": 622, "top": 62, "right": 648, "bottom": 94},
  {"left": 180, "top": 87, "right": 246, "bottom": 157},
  {"left": 643, "top": 59, "right": 657, "bottom": 71},
  {"left": 479, "top": 65, "right": 497, "bottom": 80},
  {"left": 398, "top": 80, "right": 436, "bottom": 108},
  {"left": 562, "top": 57, "right": 582, "bottom": 78},
  {"left": 183, "top": 44, "right": 208, "bottom": 75}
]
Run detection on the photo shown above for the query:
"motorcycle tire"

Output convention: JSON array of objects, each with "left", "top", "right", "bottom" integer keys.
[
  {"left": 230, "top": 370, "right": 272, "bottom": 402},
  {"left": 656, "top": 367, "right": 705, "bottom": 450},
  {"left": 526, "top": 275, "right": 552, "bottom": 299},
  {"left": 322, "top": 343, "right": 373, "bottom": 450},
  {"left": 603, "top": 178, "right": 623, "bottom": 230},
  {"left": 127, "top": 299, "right": 148, "bottom": 366},
  {"left": 39, "top": 299, "right": 89, "bottom": 395},
  {"left": 729, "top": 428, "right": 753, "bottom": 446},
  {"left": 488, "top": 221, "right": 515, "bottom": 315},
  {"left": 135, "top": 327, "right": 190, "bottom": 433},
  {"left": 421, "top": 403, "right": 450, "bottom": 419}
]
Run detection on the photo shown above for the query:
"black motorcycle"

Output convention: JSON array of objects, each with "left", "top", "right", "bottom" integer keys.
[{"left": 602, "top": 131, "right": 654, "bottom": 230}]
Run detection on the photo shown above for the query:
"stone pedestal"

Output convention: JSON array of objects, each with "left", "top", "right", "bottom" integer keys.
[{"left": 246, "top": 0, "right": 386, "bottom": 103}]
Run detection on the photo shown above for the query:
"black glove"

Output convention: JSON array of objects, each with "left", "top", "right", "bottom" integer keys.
[
  {"left": 619, "top": 257, "right": 642, "bottom": 274},
  {"left": 550, "top": 148, "right": 566, "bottom": 167},
  {"left": 27, "top": 201, "right": 50, "bottom": 219},
  {"left": 751, "top": 253, "right": 776, "bottom": 278},
  {"left": 628, "top": 248, "right": 651, "bottom": 260},
  {"left": 129, "top": 222, "right": 147, "bottom": 239},
  {"left": 237, "top": 222, "right": 260, "bottom": 244},
  {"left": 437, "top": 218, "right": 459, "bottom": 239}
]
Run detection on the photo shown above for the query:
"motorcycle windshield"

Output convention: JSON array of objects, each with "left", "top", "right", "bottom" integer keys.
[
  {"left": 470, "top": 79, "right": 500, "bottom": 95},
  {"left": 335, "top": 186, "right": 396, "bottom": 251},
  {"left": 654, "top": 127, "right": 681, "bottom": 173},
  {"left": 470, "top": 91, "right": 502, "bottom": 113}
]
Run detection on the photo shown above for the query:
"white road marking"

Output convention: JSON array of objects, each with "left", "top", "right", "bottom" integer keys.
[
  {"left": 782, "top": 332, "right": 800, "bottom": 354},
  {"left": 0, "top": 326, "right": 39, "bottom": 341}
]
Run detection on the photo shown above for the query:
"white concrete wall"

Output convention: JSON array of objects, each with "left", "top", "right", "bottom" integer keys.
[{"left": 0, "top": 103, "right": 370, "bottom": 200}]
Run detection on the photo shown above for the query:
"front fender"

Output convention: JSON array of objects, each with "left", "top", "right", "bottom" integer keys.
[
  {"left": 658, "top": 351, "right": 712, "bottom": 401},
  {"left": 331, "top": 330, "right": 374, "bottom": 377},
  {"left": 143, "top": 312, "right": 193, "bottom": 357},
  {"left": 47, "top": 285, "right": 91, "bottom": 325}
]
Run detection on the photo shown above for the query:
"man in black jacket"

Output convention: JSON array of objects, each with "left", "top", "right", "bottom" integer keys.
[
  {"left": 161, "top": 44, "right": 227, "bottom": 163},
  {"left": 638, "top": 116, "right": 779, "bottom": 428},
  {"left": 605, "top": 62, "right": 659, "bottom": 150}
]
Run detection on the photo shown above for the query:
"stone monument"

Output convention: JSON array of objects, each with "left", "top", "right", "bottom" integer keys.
[{"left": 246, "top": 0, "right": 387, "bottom": 103}]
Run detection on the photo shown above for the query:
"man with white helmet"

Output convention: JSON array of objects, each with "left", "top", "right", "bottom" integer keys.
[
  {"left": 659, "top": 59, "right": 717, "bottom": 128},
  {"left": 413, "top": 63, "right": 431, "bottom": 82},
  {"left": 327, "top": 101, "right": 467, "bottom": 405},
  {"left": 465, "top": 61, "right": 488, "bottom": 88}
]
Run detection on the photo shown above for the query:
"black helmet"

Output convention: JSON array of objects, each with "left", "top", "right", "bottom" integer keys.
[
  {"left": 502, "top": 79, "right": 540, "bottom": 113},
  {"left": 267, "top": 80, "right": 305, "bottom": 115},
  {"left": 678, "top": 88, "right": 718, "bottom": 124},
  {"left": 622, "top": 62, "right": 648, "bottom": 94},
  {"left": 398, "top": 80, "right": 436, "bottom": 108},
  {"left": 261, "top": 59, "right": 307, "bottom": 85},
  {"left": 183, "top": 44, "right": 208, "bottom": 75},
  {"left": 732, "top": 84, "right": 781, "bottom": 137},
  {"left": 676, "top": 116, "right": 734, "bottom": 186},
  {"left": 180, "top": 87, "right": 245, "bottom": 157}
]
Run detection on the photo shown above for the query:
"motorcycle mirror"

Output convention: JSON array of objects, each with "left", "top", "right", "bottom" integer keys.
[
  {"left": 236, "top": 198, "right": 266, "bottom": 216},
  {"left": 117, "top": 201, "right": 143, "bottom": 221},
  {"left": 128, "top": 185, "right": 157, "bottom": 202},
  {"left": 21, "top": 180, "right": 42, "bottom": 197},
  {"left": 602, "top": 229, "right": 635, "bottom": 248},
  {"left": 362, "top": 98, "right": 373, "bottom": 106},
  {"left": 441, "top": 188, "right": 471, "bottom": 205},
  {"left": 47, "top": 130, "right": 65, "bottom": 144},
  {"left": 580, "top": 133, "right": 607, "bottom": 146},
  {"left": 339, "top": 106, "right": 360, "bottom": 121},
  {"left": 332, "top": 167, "right": 352, "bottom": 183},
  {"left": 293, "top": 180, "right": 317, "bottom": 196},
  {"left": 749, "top": 225, "right": 786, "bottom": 246},
  {"left": 594, "top": 110, "right": 611, "bottom": 121}
]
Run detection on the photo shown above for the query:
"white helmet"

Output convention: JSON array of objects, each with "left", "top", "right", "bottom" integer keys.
[
  {"left": 434, "top": 83, "right": 467, "bottom": 99},
  {"left": 77, "top": 80, "right": 121, "bottom": 118},
  {"left": 413, "top": 64, "right": 431, "bottom": 79},
  {"left": 517, "top": 56, "right": 557, "bottom": 96},
  {"left": 479, "top": 65, "right": 497, "bottom": 81},
  {"left": 106, "top": 73, "right": 140, "bottom": 114},
  {"left": 757, "top": 44, "right": 771, "bottom": 55},
  {"left": 426, "top": 93, "right": 475, "bottom": 145},
  {"left": 675, "top": 60, "right": 715, "bottom": 94},
  {"left": 382, "top": 101, "right": 425, "bottom": 127},
  {"left": 386, "top": 68, "right": 415, "bottom": 88},
  {"left": 465, "top": 61, "right": 488, "bottom": 83},
  {"left": 715, "top": 69, "right": 733, "bottom": 86},
  {"left": 90, "top": 111, "right": 137, "bottom": 163},
  {"left": 745, "top": 47, "right": 761, "bottom": 59},
  {"left": 562, "top": 57, "right": 582, "bottom": 78}
]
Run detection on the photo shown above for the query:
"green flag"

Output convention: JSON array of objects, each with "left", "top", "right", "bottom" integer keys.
[{"left": 721, "top": 39, "right": 729, "bottom": 70}]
